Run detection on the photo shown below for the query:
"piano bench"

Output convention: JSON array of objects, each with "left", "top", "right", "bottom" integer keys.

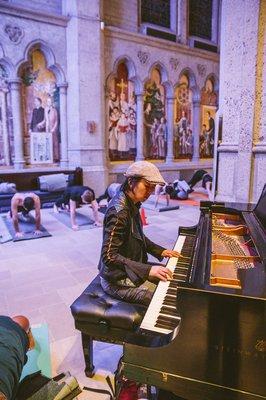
[{"left": 70, "top": 274, "right": 147, "bottom": 377}]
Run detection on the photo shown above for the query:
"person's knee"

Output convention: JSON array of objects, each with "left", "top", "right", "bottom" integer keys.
[{"left": 12, "top": 315, "right": 30, "bottom": 333}]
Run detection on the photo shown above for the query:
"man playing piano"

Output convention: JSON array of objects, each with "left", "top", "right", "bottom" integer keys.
[{"left": 98, "top": 161, "right": 180, "bottom": 306}]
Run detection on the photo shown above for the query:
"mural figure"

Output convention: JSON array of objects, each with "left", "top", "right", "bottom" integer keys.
[
  {"left": 29, "top": 97, "right": 45, "bottom": 132},
  {"left": 143, "top": 69, "right": 166, "bottom": 159},
  {"left": 45, "top": 96, "right": 59, "bottom": 162},
  {"left": 107, "top": 63, "right": 136, "bottom": 161},
  {"left": 21, "top": 49, "right": 60, "bottom": 164},
  {"left": 200, "top": 78, "right": 217, "bottom": 158},
  {"left": 174, "top": 75, "right": 193, "bottom": 159}
]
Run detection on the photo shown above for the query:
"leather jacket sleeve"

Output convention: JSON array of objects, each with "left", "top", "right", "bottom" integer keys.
[
  {"left": 144, "top": 235, "right": 165, "bottom": 261},
  {"left": 101, "top": 209, "right": 152, "bottom": 282}
]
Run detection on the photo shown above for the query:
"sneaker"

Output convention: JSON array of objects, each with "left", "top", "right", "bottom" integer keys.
[
  {"left": 53, "top": 204, "right": 59, "bottom": 213},
  {"left": 137, "top": 383, "right": 148, "bottom": 399}
]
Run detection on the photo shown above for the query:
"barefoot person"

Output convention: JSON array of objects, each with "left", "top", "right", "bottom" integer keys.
[
  {"left": 9, "top": 193, "right": 41, "bottom": 238},
  {"left": 0, "top": 315, "right": 34, "bottom": 400},
  {"left": 53, "top": 185, "right": 101, "bottom": 229},
  {"left": 98, "top": 161, "right": 180, "bottom": 306}
]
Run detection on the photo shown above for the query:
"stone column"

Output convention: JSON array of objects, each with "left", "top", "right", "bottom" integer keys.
[
  {"left": 192, "top": 100, "right": 201, "bottom": 161},
  {"left": 0, "top": 83, "right": 11, "bottom": 165},
  {"left": 166, "top": 97, "right": 175, "bottom": 162},
  {"left": 58, "top": 83, "right": 68, "bottom": 167},
  {"left": 211, "top": 0, "right": 220, "bottom": 44},
  {"left": 177, "top": 0, "right": 188, "bottom": 44},
  {"left": 9, "top": 79, "right": 25, "bottom": 169},
  {"left": 136, "top": 93, "right": 144, "bottom": 161}
]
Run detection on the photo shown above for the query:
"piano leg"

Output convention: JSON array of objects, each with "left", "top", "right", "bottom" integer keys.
[{"left": 81, "top": 333, "right": 95, "bottom": 377}]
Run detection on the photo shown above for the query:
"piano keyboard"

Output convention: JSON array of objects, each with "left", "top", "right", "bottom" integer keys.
[{"left": 140, "top": 234, "right": 195, "bottom": 335}]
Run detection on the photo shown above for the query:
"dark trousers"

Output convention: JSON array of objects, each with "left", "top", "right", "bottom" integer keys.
[
  {"left": 96, "top": 188, "right": 111, "bottom": 204},
  {"left": 188, "top": 169, "right": 208, "bottom": 188},
  {"left": 100, "top": 277, "right": 156, "bottom": 306}
]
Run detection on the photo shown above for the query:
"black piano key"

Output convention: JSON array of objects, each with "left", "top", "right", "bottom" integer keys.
[
  {"left": 160, "top": 306, "right": 179, "bottom": 317},
  {"left": 166, "top": 288, "right": 177, "bottom": 295},
  {"left": 156, "top": 318, "right": 178, "bottom": 329},
  {"left": 163, "top": 300, "right": 176, "bottom": 307},
  {"left": 155, "top": 321, "right": 178, "bottom": 330},
  {"left": 174, "top": 268, "right": 188, "bottom": 274}
]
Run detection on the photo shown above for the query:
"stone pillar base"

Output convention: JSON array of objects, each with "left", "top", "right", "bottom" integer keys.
[{"left": 14, "top": 160, "right": 25, "bottom": 170}]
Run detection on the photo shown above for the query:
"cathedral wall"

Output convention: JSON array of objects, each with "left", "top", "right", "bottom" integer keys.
[
  {"left": 3, "top": 0, "right": 62, "bottom": 15},
  {"left": 103, "top": 0, "right": 138, "bottom": 33}
]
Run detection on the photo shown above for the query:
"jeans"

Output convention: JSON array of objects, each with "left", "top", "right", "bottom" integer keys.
[{"left": 100, "top": 277, "right": 156, "bottom": 306}]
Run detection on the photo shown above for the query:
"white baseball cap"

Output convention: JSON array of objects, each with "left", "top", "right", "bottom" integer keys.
[{"left": 125, "top": 161, "right": 166, "bottom": 186}]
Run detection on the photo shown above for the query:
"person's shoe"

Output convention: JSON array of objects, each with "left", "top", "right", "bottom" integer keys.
[
  {"left": 53, "top": 204, "right": 59, "bottom": 213},
  {"left": 137, "top": 383, "right": 148, "bottom": 399},
  {"left": 20, "top": 213, "right": 30, "bottom": 222}
]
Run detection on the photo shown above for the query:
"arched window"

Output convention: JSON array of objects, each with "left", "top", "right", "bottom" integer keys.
[
  {"left": 200, "top": 78, "right": 218, "bottom": 158},
  {"left": 20, "top": 49, "right": 60, "bottom": 164},
  {"left": 107, "top": 62, "right": 136, "bottom": 162},
  {"left": 174, "top": 75, "right": 193, "bottom": 159},
  {"left": 144, "top": 68, "right": 166, "bottom": 160}
]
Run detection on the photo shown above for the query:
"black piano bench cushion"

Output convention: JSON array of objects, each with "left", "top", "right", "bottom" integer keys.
[{"left": 70, "top": 275, "right": 146, "bottom": 331}]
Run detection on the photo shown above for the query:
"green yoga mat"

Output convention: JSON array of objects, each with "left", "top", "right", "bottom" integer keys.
[
  {"left": 1, "top": 214, "right": 52, "bottom": 242},
  {"left": 21, "top": 323, "right": 52, "bottom": 380},
  {"left": 51, "top": 210, "right": 96, "bottom": 230}
]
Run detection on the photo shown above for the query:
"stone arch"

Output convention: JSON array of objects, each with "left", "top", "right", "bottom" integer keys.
[
  {"left": 147, "top": 61, "right": 169, "bottom": 84},
  {"left": 176, "top": 67, "right": 199, "bottom": 101},
  {"left": 204, "top": 73, "right": 219, "bottom": 94},
  {"left": 113, "top": 55, "right": 137, "bottom": 81},
  {"left": 0, "top": 58, "right": 15, "bottom": 79},
  {"left": 16, "top": 40, "right": 66, "bottom": 83}
]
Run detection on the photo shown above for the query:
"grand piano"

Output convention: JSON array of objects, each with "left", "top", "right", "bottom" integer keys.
[{"left": 122, "top": 186, "right": 266, "bottom": 400}]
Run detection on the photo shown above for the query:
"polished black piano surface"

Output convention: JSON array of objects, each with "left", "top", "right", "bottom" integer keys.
[{"left": 122, "top": 186, "right": 266, "bottom": 400}]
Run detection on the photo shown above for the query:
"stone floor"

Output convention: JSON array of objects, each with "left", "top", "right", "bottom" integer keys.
[{"left": 0, "top": 196, "right": 201, "bottom": 399}]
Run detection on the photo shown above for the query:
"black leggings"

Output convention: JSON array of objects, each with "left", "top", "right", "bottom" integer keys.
[{"left": 188, "top": 170, "right": 208, "bottom": 188}]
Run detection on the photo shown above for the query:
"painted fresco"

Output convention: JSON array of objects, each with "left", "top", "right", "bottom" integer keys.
[
  {"left": 143, "top": 68, "right": 166, "bottom": 159},
  {"left": 21, "top": 49, "right": 60, "bottom": 164},
  {"left": 107, "top": 62, "right": 136, "bottom": 161},
  {"left": 200, "top": 78, "right": 217, "bottom": 158},
  {"left": 174, "top": 75, "right": 193, "bottom": 159},
  {"left": 0, "top": 66, "right": 14, "bottom": 166}
]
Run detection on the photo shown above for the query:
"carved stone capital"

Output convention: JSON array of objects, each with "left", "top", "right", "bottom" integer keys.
[
  {"left": 169, "top": 58, "right": 179, "bottom": 71},
  {"left": 4, "top": 24, "right": 24, "bottom": 44},
  {"left": 197, "top": 63, "right": 207, "bottom": 77},
  {"left": 137, "top": 50, "right": 149, "bottom": 65}
]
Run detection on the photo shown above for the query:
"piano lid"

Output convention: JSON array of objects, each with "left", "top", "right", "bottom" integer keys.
[{"left": 253, "top": 183, "right": 266, "bottom": 230}]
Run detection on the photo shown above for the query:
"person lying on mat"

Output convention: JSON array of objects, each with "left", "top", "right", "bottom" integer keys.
[
  {"left": 187, "top": 169, "right": 213, "bottom": 199},
  {"left": 0, "top": 315, "right": 35, "bottom": 400},
  {"left": 9, "top": 193, "right": 42, "bottom": 238},
  {"left": 154, "top": 179, "right": 191, "bottom": 208},
  {"left": 98, "top": 161, "right": 181, "bottom": 306},
  {"left": 53, "top": 185, "right": 101, "bottom": 229}
]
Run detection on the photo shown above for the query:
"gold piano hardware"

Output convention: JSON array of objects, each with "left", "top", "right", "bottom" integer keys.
[
  {"left": 162, "top": 372, "right": 168, "bottom": 382},
  {"left": 255, "top": 340, "right": 266, "bottom": 353},
  {"left": 212, "top": 253, "right": 259, "bottom": 262}
]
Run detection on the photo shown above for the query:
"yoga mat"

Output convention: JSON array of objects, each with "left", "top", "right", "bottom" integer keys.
[
  {"left": 21, "top": 323, "right": 52, "bottom": 380},
  {"left": 51, "top": 210, "right": 96, "bottom": 230},
  {"left": 1, "top": 214, "right": 52, "bottom": 242},
  {"left": 159, "top": 205, "right": 180, "bottom": 212}
]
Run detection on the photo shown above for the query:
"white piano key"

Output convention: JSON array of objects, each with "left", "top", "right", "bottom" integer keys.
[{"left": 140, "top": 235, "right": 186, "bottom": 335}]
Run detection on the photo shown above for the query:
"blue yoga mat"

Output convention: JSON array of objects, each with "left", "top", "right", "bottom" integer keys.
[
  {"left": 21, "top": 323, "right": 51, "bottom": 380},
  {"left": 1, "top": 214, "right": 52, "bottom": 242},
  {"left": 51, "top": 210, "right": 96, "bottom": 230}
]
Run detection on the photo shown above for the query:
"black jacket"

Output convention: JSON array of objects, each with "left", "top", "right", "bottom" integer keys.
[{"left": 98, "top": 190, "right": 165, "bottom": 285}]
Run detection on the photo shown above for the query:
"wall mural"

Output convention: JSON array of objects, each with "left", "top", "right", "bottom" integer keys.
[
  {"left": 174, "top": 75, "right": 193, "bottom": 159},
  {"left": 143, "top": 68, "right": 166, "bottom": 159},
  {"left": 200, "top": 78, "right": 217, "bottom": 158},
  {"left": 108, "top": 62, "right": 136, "bottom": 161},
  {"left": 0, "top": 66, "right": 14, "bottom": 166},
  {"left": 21, "top": 49, "right": 60, "bottom": 164}
]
